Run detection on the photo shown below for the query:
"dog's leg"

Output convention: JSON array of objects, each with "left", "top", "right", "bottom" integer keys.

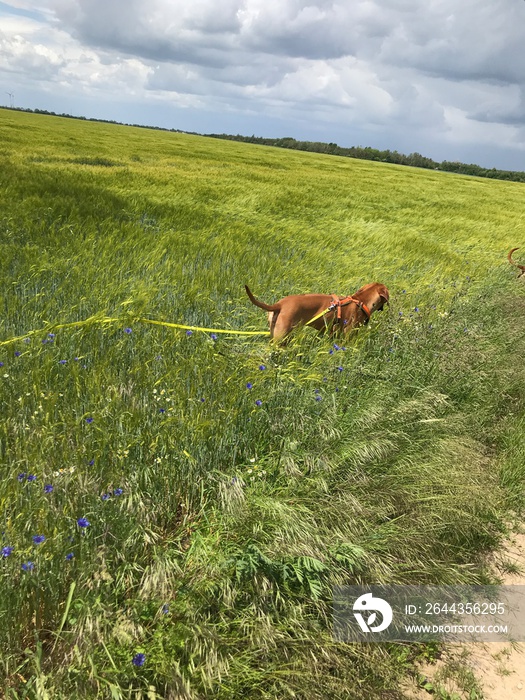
[
  {"left": 267, "top": 311, "right": 279, "bottom": 339},
  {"left": 270, "top": 311, "right": 298, "bottom": 343}
]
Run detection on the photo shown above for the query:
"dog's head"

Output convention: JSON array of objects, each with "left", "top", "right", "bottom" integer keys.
[
  {"left": 374, "top": 284, "right": 389, "bottom": 311},
  {"left": 355, "top": 282, "right": 390, "bottom": 312}
]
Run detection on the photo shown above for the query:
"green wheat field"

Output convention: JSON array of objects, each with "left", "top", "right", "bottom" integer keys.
[{"left": 1, "top": 107, "right": 525, "bottom": 699}]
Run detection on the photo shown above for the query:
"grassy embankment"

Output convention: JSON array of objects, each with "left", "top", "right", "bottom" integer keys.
[{"left": 1, "top": 108, "right": 525, "bottom": 699}]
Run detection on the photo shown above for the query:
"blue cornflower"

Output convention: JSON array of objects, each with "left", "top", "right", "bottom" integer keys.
[
  {"left": 336, "top": 366, "right": 344, "bottom": 372},
  {"left": 59, "top": 360, "right": 67, "bottom": 365},
  {"left": 162, "top": 604, "right": 169, "bottom": 614},
  {"left": 66, "top": 553, "right": 74, "bottom": 560},
  {"left": 77, "top": 517, "right": 90, "bottom": 528},
  {"left": 259, "top": 365, "right": 266, "bottom": 370},
  {"left": 27, "top": 475, "right": 36, "bottom": 482},
  {"left": 124, "top": 327, "right": 132, "bottom": 334},
  {"left": 159, "top": 408, "right": 166, "bottom": 413},
  {"left": 132, "top": 653, "right": 146, "bottom": 667},
  {"left": 85, "top": 417, "right": 94, "bottom": 424},
  {"left": 414, "top": 307, "right": 420, "bottom": 312},
  {"left": 0, "top": 362, "right": 3, "bottom": 367},
  {"left": 23, "top": 337, "right": 31, "bottom": 344},
  {"left": 14, "top": 351, "right": 21, "bottom": 357},
  {"left": 17, "top": 473, "right": 26, "bottom": 482},
  {"left": 186, "top": 330, "right": 193, "bottom": 336},
  {"left": 44, "top": 484, "right": 53, "bottom": 493},
  {"left": 88, "top": 459, "right": 95, "bottom": 466},
  {"left": 246, "top": 383, "right": 253, "bottom": 389},
  {"left": 22, "top": 561, "right": 34, "bottom": 571},
  {"left": 48, "top": 333, "right": 55, "bottom": 339},
  {"left": 32, "top": 535, "right": 45, "bottom": 545},
  {"left": 315, "top": 395, "right": 322, "bottom": 401},
  {"left": 210, "top": 333, "right": 218, "bottom": 341},
  {"left": 113, "top": 488, "right": 123, "bottom": 496},
  {"left": 101, "top": 493, "right": 110, "bottom": 501},
  {"left": 314, "top": 388, "right": 320, "bottom": 394},
  {"left": 255, "top": 399, "right": 262, "bottom": 406},
  {"left": 1, "top": 546, "right": 13, "bottom": 557}
]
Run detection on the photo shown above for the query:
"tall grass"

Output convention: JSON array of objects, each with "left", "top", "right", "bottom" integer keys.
[{"left": 0, "top": 108, "right": 525, "bottom": 698}]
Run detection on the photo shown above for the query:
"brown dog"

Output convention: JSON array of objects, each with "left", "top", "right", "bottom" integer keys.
[
  {"left": 245, "top": 282, "right": 389, "bottom": 342},
  {"left": 508, "top": 247, "right": 525, "bottom": 277}
]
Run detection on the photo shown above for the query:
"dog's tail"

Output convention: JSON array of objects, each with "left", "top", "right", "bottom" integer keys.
[
  {"left": 245, "top": 285, "right": 281, "bottom": 312},
  {"left": 508, "top": 247, "right": 521, "bottom": 267}
]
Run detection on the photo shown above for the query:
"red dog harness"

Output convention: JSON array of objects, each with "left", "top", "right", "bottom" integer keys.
[{"left": 329, "top": 295, "right": 371, "bottom": 325}]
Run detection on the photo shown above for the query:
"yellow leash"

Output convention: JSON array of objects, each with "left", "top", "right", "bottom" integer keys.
[
  {"left": 0, "top": 315, "right": 270, "bottom": 347},
  {"left": 137, "top": 317, "right": 270, "bottom": 336},
  {"left": 0, "top": 316, "right": 121, "bottom": 347},
  {"left": 304, "top": 306, "right": 334, "bottom": 327}
]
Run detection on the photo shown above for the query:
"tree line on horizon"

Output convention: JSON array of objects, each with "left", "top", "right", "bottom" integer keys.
[
  {"left": 4, "top": 106, "right": 525, "bottom": 183},
  {"left": 206, "top": 133, "right": 525, "bottom": 183}
]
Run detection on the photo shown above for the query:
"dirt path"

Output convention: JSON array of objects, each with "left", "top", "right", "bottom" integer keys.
[{"left": 406, "top": 532, "right": 525, "bottom": 699}]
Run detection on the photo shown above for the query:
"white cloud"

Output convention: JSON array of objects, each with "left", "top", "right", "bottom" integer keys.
[
  {"left": 0, "top": 17, "right": 64, "bottom": 78},
  {"left": 0, "top": 10, "right": 153, "bottom": 96},
  {"left": 443, "top": 106, "right": 521, "bottom": 151}
]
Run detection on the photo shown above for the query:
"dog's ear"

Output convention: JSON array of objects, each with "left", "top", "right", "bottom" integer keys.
[{"left": 378, "top": 285, "right": 390, "bottom": 303}]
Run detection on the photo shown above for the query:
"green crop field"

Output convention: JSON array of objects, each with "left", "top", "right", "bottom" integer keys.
[{"left": 1, "top": 107, "right": 525, "bottom": 699}]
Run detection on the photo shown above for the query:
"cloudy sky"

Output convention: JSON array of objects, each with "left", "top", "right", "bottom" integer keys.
[{"left": 1, "top": 0, "right": 525, "bottom": 170}]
